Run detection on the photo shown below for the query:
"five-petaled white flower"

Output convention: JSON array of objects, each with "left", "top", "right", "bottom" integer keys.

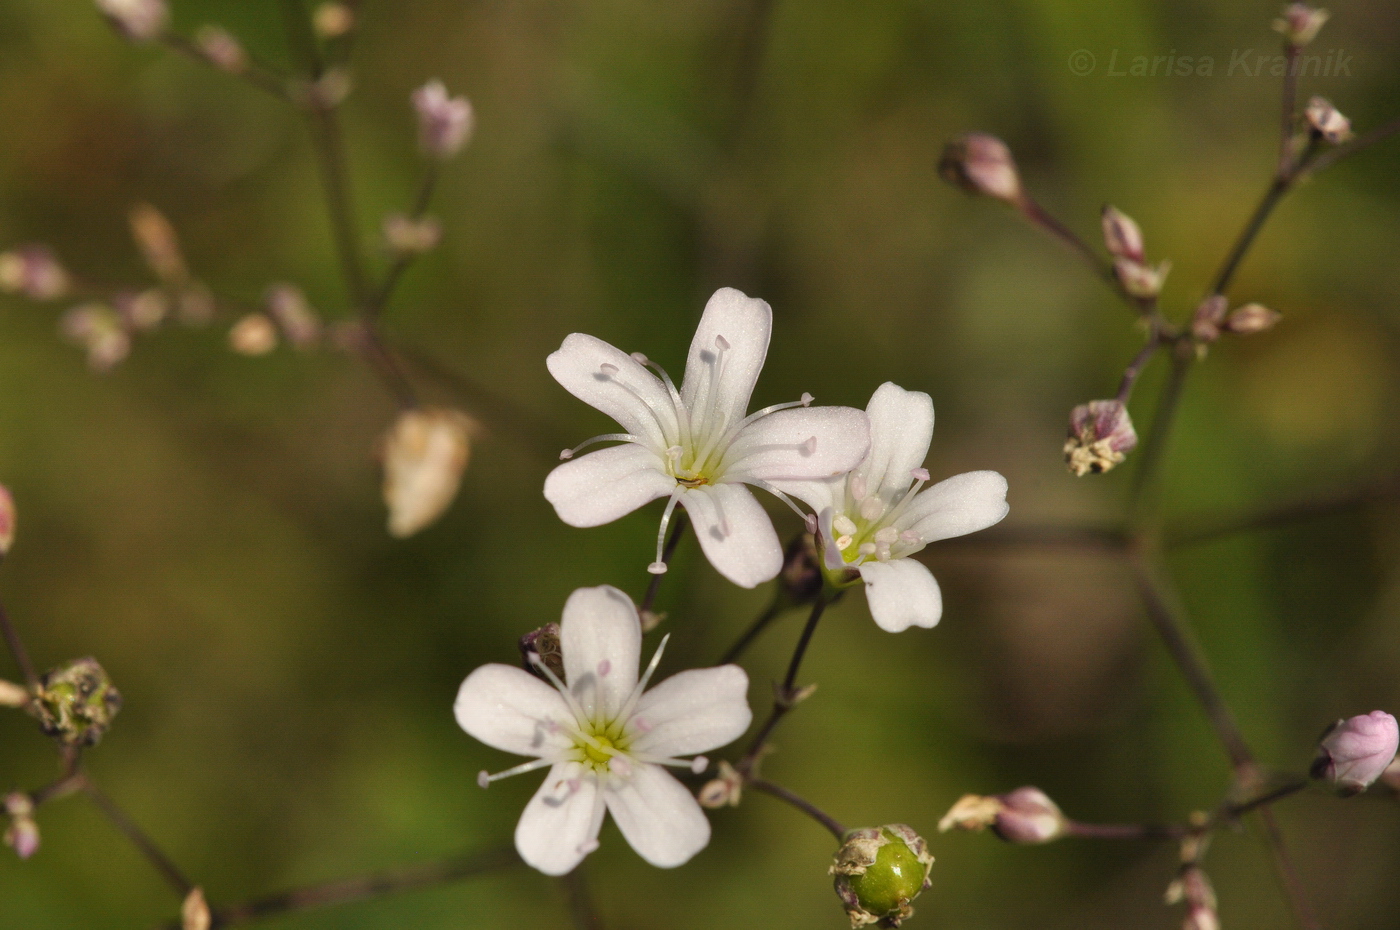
[
  {"left": 544, "top": 288, "right": 870, "bottom": 588},
  {"left": 790, "top": 382, "right": 1009, "bottom": 633},
  {"left": 454, "top": 585, "right": 753, "bottom": 875}
]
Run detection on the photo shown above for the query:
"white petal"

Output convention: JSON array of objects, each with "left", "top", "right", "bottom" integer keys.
[
  {"left": 773, "top": 476, "right": 840, "bottom": 518},
  {"left": 515, "top": 762, "right": 606, "bottom": 876},
  {"left": 858, "top": 559, "right": 943, "bottom": 632},
  {"left": 454, "top": 664, "right": 575, "bottom": 757},
  {"left": 679, "top": 288, "right": 771, "bottom": 431},
  {"left": 861, "top": 383, "right": 934, "bottom": 499},
  {"left": 721, "top": 406, "right": 870, "bottom": 485},
  {"left": 544, "top": 445, "right": 675, "bottom": 528},
  {"left": 605, "top": 763, "right": 711, "bottom": 868},
  {"left": 547, "top": 333, "right": 678, "bottom": 448},
  {"left": 680, "top": 484, "right": 782, "bottom": 588},
  {"left": 631, "top": 666, "right": 752, "bottom": 758},
  {"left": 561, "top": 585, "right": 642, "bottom": 721},
  {"left": 817, "top": 506, "right": 847, "bottom": 571},
  {"left": 895, "top": 470, "right": 1010, "bottom": 543}
]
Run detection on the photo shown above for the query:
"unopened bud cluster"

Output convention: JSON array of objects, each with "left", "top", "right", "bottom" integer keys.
[
  {"left": 1192, "top": 296, "right": 1281, "bottom": 349},
  {"left": 1064, "top": 400, "right": 1137, "bottom": 476},
  {"left": 26, "top": 657, "right": 123, "bottom": 747},
  {"left": 1311, "top": 710, "right": 1399, "bottom": 794},
  {"left": 1102, "top": 206, "right": 1169, "bottom": 299},
  {"left": 938, "top": 786, "right": 1067, "bottom": 844},
  {"left": 830, "top": 825, "right": 934, "bottom": 928}
]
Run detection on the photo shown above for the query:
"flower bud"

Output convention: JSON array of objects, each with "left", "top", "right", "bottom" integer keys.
[
  {"left": 3, "top": 792, "right": 38, "bottom": 860},
  {"left": 1305, "top": 96, "right": 1352, "bottom": 144},
  {"left": 1224, "top": 302, "right": 1281, "bottom": 335},
  {"left": 129, "top": 203, "right": 189, "bottom": 285},
  {"left": 1166, "top": 866, "right": 1218, "bottom": 930},
  {"left": 383, "top": 214, "right": 443, "bottom": 255},
  {"left": 1273, "top": 4, "right": 1329, "bottom": 48},
  {"left": 697, "top": 760, "right": 743, "bottom": 809},
  {"left": 295, "top": 69, "right": 353, "bottom": 110},
  {"left": 1191, "top": 294, "right": 1229, "bottom": 344},
  {"left": 313, "top": 2, "right": 356, "bottom": 38},
  {"left": 26, "top": 657, "right": 123, "bottom": 747},
  {"left": 412, "top": 81, "right": 474, "bottom": 159},
  {"left": 195, "top": 25, "right": 247, "bottom": 74},
  {"left": 381, "top": 407, "right": 475, "bottom": 538},
  {"left": 830, "top": 825, "right": 934, "bottom": 929},
  {"left": 1064, "top": 400, "right": 1138, "bottom": 477},
  {"left": 0, "top": 482, "right": 14, "bottom": 556},
  {"left": 0, "top": 679, "right": 28, "bottom": 708},
  {"left": 1101, "top": 206, "right": 1145, "bottom": 264},
  {"left": 265, "top": 284, "right": 322, "bottom": 349},
  {"left": 60, "top": 304, "right": 131, "bottom": 372},
  {"left": 939, "top": 133, "right": 1023, "bottom": 205},
  {"left": 1311, "top": 711, "right": 1399, "bottom": 794},
  {"left": 228, "top": 313, "right": 279, "bottom": 356},
  {"left": 115, "top": 288, "right": 169, "bottom": 332},
  {"left": 1114, "top": 257, "right": 1171, "bottom": 299},
  {"left": 95, "top": 0, "right": 168, "bottom": 41},
  {"left": 182, "top": 887, "right": 212, "bottom": 930},
  {"left": 779, "top": 532, "right": 823, "bottom": 606},
  {"left": 519, "top": 622, "right": 565, "bottom": 682},
  {"left": 937, "top": 788, "right": 1066, "bottom": 844},
  {"left": 0, "top": 246, "right": 71, "bottom": 300}
]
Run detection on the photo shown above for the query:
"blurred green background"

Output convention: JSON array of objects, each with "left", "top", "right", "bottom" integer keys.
[{"left": 2, "top": 0, "right": 1399, "bottom": 927}]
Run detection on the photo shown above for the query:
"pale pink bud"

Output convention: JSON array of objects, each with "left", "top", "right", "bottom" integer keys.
[
  {"left": 991, "top": 787, "right": 1066, "bottom": 844},
  {"left": 313, "top": 3, "right": 356, "bottom": 38},
  {"left": 95, "top": 0, "right": 168, "bottom": 41},
  {"left": 265, "top": 284, "right": 321, "bottom": 349},
  {"left": 1312, "top": 711, "right": 1399, "bottom": 794},
  {"left": 1305, "top": 96, "right": 1352, "bottom": 144},
  {"left": 182, "top": 887, "right": 211, "bottom": 930},
  {"left": 1101, "top": 206, "right": 1145, "bottom": 263},
  {"left": 413, "top": 81, "right": 474, "bottom": 158},
  {"left": 939, "top": 133, "right": 1023, "bottom": 204},
  {"left": 381, "top": 408, "right": 475, "bottom": 537},
  {"left": 1224, "top": 302, "right": 1281, "bottom": 335},
  {"left": 1183, "top": 904, "right": 1221, "bottom": 930},
  {"left": 3, "top": 793, "right": 38, "bottom": 860},
  {"left": 0, "top": 483, "right": 14, "bottom": 556},
  {"left": 296, "top": 69, "right": 354, "bottom": 110},
  {"left": 228, "top": 314, "right": 278, "bottom": 356},
  {"left": 195, "top": 26, "right": 247, "bottom": 74},
  {"left": 60, "top": 304, "right": 131, "bottom": 372},
  {"left": 0, "top": 246, "right": 71, "bottom": 300},
  {"left": 0, "top": 679, "right": 27, "bottom": 708},
  {"left": 1113, "top": 257, "right": 1171, "bottom": 299},
  {"left": 1273, "top": 4, "right": 1330, "bottom": 48},
  {"left": 129, "top": 203, "right": 188, "bottom": 284},
  {"left": 1064, "top": 400, "right": 1138, "bottom": 476},
  {"left": 1191, "top": 295, "right": 1229, "bottom": 344},
  {"left": 382, "top": 214, "right": 443, "bottom": 255},
  {"left": 115, "top": 288, "right": 169, "bottom": 331}
]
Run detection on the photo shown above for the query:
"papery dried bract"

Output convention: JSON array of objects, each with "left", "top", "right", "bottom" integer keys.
[
  {"left": 1064, "top": 400, "right": 1138, "bottom": 476},
  {"left": 382, "top": 407, "right": 474, "bottom": 538},
  {"left": 0, "top": 246, "right": 70, "bottom": 300},
  {"left": 96, "top": 0, "right": 168, "bottom": 41},
  {"left": 939, "top": 133, "right": 1023, "bottom": 205},
  {"left": 413, "top": 80, "right": 474, "bottom": 158}
]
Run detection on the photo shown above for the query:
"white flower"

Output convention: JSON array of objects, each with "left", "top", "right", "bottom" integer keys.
[
  {"left": 544, "top": 288, "right": 870, "bottom": 588},
  {"left": 789, "top": 382, "right": 1009, "bottom": 633},
  {"left": 455, "top": 586, "right": 752, "bottom": 875}
]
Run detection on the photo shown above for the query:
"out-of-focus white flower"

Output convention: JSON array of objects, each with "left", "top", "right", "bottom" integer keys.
[
  {"left": 382, "top": 407, "right": 475, "bottom": 538},
  {"left": 60, "top": 304, "right": 130, "bottom": 372},
  {"left": 228, "top": 313, "right": 278, "bottom": 356},
  {"left": 412, "top": 80, "right": 474, "bottom": 158},
  {"left": 786, "top": 383, "right": 1007, "bottom": 632},
  {"left": 455, "top": 585, "right": 752, "bottom": 875},
  {"left": 544, "top": 288, "right": 870, "bottom": 588},
  {"left": 96, "top": 0, "right": 168, "bottom": 41}
]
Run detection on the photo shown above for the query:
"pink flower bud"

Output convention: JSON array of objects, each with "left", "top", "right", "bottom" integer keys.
[
  {"left": 1273, "top": 4, "right": 1330, "bottom": 48},
  {"left": 939, "top": 133, "right": 1023, "bottom": 205},
  {"left": 3, "top": 793, "right": 38, "bottom": 860},
  {"left": 1305, "top": 96, "right": 1352, "bottom": 144},
  {"left": 1312, "top": 711, "right": 1399, "bottom": 794},
  {"left": 129, "top": 203, "right": 189, "bottom": 285},
  {"left": 0, "top": 483, "right": 13, "bottom": 556},
  {"left": 990, "top": 787, "right": 1067, "bottom": 844},
  {"left": 95, "top": 0, "right": 168, "bottom": 41},
  {"left": 1224, "top": 302, "right": 1281, "bottom": 335},
  {"left": 195, "top": 26, "right": 247, "bottom": 74},
  {"left": 1101, "top": 206, "right": 1145, "bottom": 263},
  {"left": 0, "top": 246, "right": 70, "bottom": 300},
  {"left": 1113, "top": 257, "right": 1170, "bottom": 299},
  {"left": 1064, "top": 400, "right": 1138, "bottom": 476},
  {"left": 1191, "top": 295, "right": 1229, "bottom": 344},
  {"left": 265, "top": 284, "right": 322, "bottom": 349},
  {"left": 413, "top": 81, "right": 474, "bottom": 159}
]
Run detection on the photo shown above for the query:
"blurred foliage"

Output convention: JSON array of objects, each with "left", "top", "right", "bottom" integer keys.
[{"left": 1, "top": 0, "right": 1399, "bottom": 928}]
